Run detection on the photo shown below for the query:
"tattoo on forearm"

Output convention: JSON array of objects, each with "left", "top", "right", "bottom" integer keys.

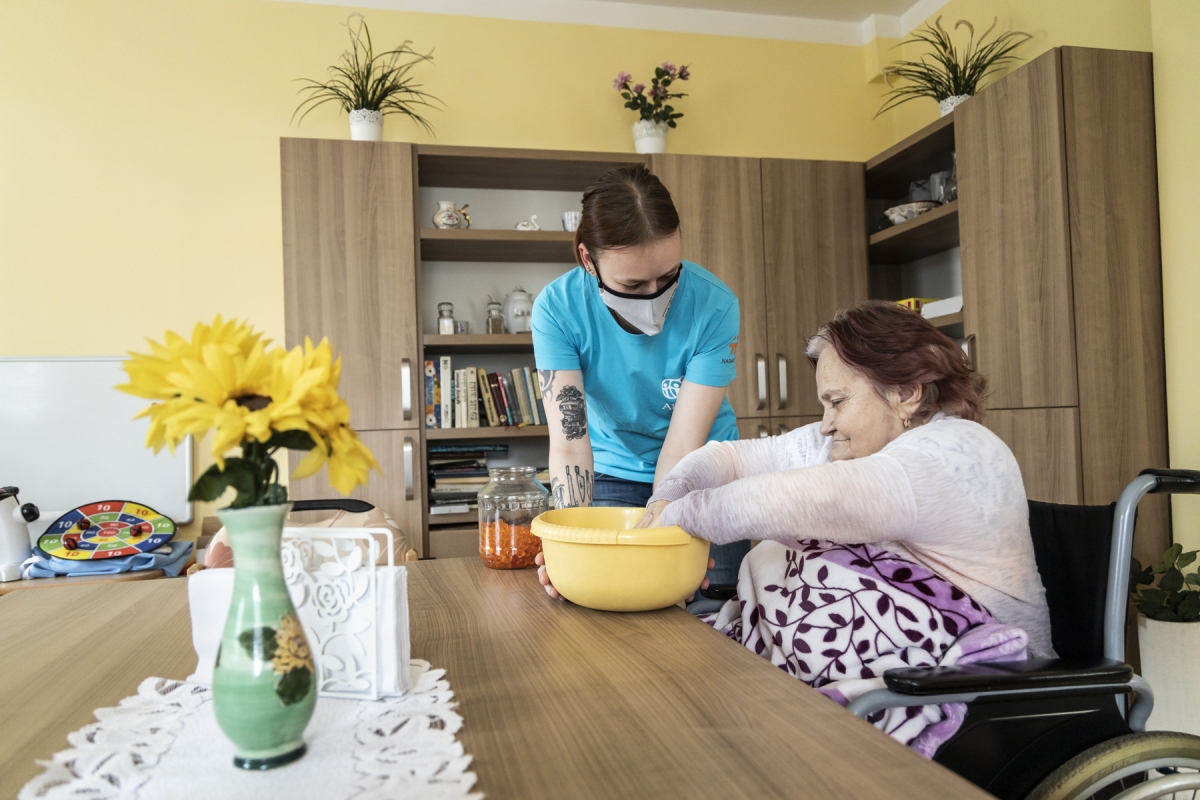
[
  {"left": 551, "top": 466, "right": 593, "bottom": 508},
  {"left": 538, "top": 369, "right": 557, "bottom": 399},
  {"left": 556, "top": 385, "right": 587, "bottom": 441}
]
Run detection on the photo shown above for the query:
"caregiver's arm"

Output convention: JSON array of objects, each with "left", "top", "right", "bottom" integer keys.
[
  {"left": 652, "top": 380, "right": 728, "bottom": 491},
  {"left": 540, "top": 369, "right": 594, "bottom": 508},
  {"left": 659, "top": 454, "right": 920, "bottom": 546}
]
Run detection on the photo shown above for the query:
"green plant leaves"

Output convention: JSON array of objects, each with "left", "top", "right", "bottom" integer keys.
[
  {"left": 266, "top": 429, "right": 317, "bottom": 452},
  {"left": 1130, "top": 545, "right": 1200, "bottom": 622},
  {"left": 1155, "top": 542, "right": 1183, "bottom": 573},
  {"left": 190, "top": 458, "right": 259, "bottom": 508},
  {"left": 1161, "top": 567, "right": 1185, "bottom": 593}
]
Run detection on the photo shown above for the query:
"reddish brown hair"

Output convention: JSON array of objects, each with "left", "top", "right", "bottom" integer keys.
[
  {"left": 805, "top": 300, "right": 987, "bottom": 422},
  {"left": 574, "top": 165, "right": 680, "bottom": 265}
]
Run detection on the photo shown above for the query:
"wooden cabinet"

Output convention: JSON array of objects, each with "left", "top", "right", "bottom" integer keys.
[
  {"left": 651, "top": 154, "right": 769, "bottom": 419},
  {"left": 773, "top": 415, "right": 824, "bottom": 437},
  {"left": 762, "top": 159, "right": 868, "bottom": 418},
  {"left": 983, "top": 408, "right": 1083, "bottom": 505},
  {"left": 957, "top": 50, "right": 1078, "bottom": 411},
  {"left": 281, "top": 139, "right": 422, "bottom": 431}
]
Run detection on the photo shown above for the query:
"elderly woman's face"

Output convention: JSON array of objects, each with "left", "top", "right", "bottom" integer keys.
[{"left": 815, "top": 347, "right": 908, "bottom": 461}]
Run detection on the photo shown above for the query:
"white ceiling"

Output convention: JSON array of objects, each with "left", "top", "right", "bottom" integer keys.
[{"left": 278, "top": 0, "right": 950, "bottom": 44}]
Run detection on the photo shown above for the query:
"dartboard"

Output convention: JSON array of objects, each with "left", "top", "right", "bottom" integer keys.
[{"left": 37, "top": 501, "right": 176, "bottom": 560}]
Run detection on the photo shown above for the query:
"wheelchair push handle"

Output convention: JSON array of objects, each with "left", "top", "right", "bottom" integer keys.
[{"left": 1139, "top": 468, "right": 1200, "bottom": 495}]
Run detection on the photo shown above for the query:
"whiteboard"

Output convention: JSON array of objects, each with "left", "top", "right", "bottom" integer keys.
[{"left": 0, "top": 358, "right": 193, "bottom": 528}]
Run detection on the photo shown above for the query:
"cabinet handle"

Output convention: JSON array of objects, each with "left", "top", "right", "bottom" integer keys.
[
  {"left": 778, "top": 423, "right": 790, "bottom": 436},
  {"left": 756, "top": 354, "right": 767, "bottom": 411},
  {"left": 962, "top": 334, "right": 977, "bottom": 372},
  {"left": 403, "top": 437, "right": 414, "bottom": 501},
  {"left": 757, "top": 424, "right": 769, "bottom": 439},
  {"left": 777, "top": 353, "right": 789, "bottom": 410},
  {"left": 401, "top": 359, "right": 413, "bottom": 421}
]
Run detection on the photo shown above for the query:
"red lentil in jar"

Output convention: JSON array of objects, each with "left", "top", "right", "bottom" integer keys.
[{"left": 477, "top": 467, "right": 548, "bottom": 570}]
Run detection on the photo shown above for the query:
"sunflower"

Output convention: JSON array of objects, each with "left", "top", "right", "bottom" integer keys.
[{"left": 272, "top": 611, "right": 314, "bottom": 675}]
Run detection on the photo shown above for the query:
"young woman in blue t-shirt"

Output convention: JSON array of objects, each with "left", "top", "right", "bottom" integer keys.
[{"left": 531, "top": 165, "right": 749, "bottom": 593}]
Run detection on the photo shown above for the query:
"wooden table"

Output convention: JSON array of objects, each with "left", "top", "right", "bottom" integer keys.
[
  {"left": 0, "top": 559, "right": 990, "bottom": 799},
  {"left": 0, "top": 568, "right": 165, "bottom": 596}
]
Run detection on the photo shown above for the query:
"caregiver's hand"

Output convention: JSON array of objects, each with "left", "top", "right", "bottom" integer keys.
[
  {"left": 535, "top": 552, "right": 561, "bottom": 599},
  {"left": 635, "top": 500, "right": 671, "bottom": 528},
  {"left": 686, "top": 557, "right": 716, "bottom": 603}
]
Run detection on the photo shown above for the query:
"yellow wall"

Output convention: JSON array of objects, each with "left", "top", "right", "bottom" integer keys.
[{"left": 2, "top": 0, "right": 1194, "bottom": 545}]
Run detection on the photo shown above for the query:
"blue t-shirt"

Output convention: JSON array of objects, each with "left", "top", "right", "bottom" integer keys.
[{"left": 532, "top": 261, "right": 740, "bottom": 483}]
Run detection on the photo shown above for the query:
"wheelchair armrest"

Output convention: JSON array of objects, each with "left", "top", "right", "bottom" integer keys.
[
  {"left": 291, "top": 499, "right": 375, "bottom": 514},
  {"left": 883, "top": 658, "right": 1133, "bottom": 696},
  {"left": 1140, "top": 468, "right": 1200, "bottom": 495}
]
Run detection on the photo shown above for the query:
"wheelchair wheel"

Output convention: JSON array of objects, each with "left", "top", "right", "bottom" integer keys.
[{"left": 1026, "top": 732, "right": 1200, "bottom": 800}]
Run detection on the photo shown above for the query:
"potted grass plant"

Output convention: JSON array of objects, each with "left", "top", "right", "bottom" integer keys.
[
  {"left": 613, "top": 62, "right": 690, "bottom": 153},
  {"left": 118, "top": 316, "right": 379, "bottom": 768},
  {"left": 1130, "top": 543, "right": 1200, "bottom": 735},
  {"left": 294, "top": 14, "right": 441, "bottom": 141},
  {"left": 877, "top": 17, "right": 1031, "bottom": 117}
]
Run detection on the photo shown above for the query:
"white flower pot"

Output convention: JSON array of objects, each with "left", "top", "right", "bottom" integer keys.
[
  {"left": 632, "top": 119, "right": 669, "bottom": 154},
  {"left": 939, "top": 94, "right": 971, "bottom": 117},
  {"left": 349, "top": 109, "right": 384, "bottom": 142},
  {"left": 1138, "top": 615, "right": 1200, "bottom": 735}
]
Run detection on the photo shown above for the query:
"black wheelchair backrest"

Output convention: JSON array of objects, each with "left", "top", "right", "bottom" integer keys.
[{"left": 1027, "top": 500, "right": 1117, "bottom": 662}]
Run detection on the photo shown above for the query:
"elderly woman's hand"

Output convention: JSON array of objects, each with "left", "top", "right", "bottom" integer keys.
[
  {"left": 635, "top": 500, "right": 671, "bottom": 528},
  {"left": 535, "top": 552, "right": 561, "bottom": 599},
  {"left": 687, "top": 557, "right": 716, "bottom": 603}
]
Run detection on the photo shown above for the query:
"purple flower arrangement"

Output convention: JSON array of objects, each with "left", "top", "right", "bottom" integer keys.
[{"left": 613, "top": 61, "right": 690, "bottom": 127}]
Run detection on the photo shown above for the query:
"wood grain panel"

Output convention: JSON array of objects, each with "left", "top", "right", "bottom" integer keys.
[
  {"left": 417, "top": 145, "right": 645, "bottom": 191},
  {"left": 957, "top": 50, "right": 1080, "bottom": 410},
  {"left": 983, "top": 407, "right": 1083, "bottom": 504},
  {"left": 736, "top": 418, "right": 771, "bottom": 440},
  {"left": 289, "top": 429, "right": 425, "bottom": 557},
  {"left": 762, "top": 160, "right": 869, "bottom": 417},
  {"left": 407, "top": 558, "right": 991, "bottom": 799},
  {"left": 773, "top": 415, "right": 824, "bottom": 437},
  {"left": 0, "top": 581, "right": 195, "bottom": 798},
  {"left": 651, "top": 155, "right": 769, "bottom": 419},
  {"left": 281, "top": 138, "right": 421, "bottom": 431},
  {"left": 429, "top": 526, "right": 479, "bottom": 559},
  {"left": 1060, "top": 47, "right": 1171, "bottom": 561}
]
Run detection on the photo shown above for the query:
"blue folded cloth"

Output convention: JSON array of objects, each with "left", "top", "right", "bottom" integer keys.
[{"left": 23, "top": 541, "right": 194, "bottom": 579}]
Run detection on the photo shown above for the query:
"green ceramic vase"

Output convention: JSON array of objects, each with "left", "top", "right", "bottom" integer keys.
[{"left": 213, "top": 503, "right": 317, "bottom": 770}]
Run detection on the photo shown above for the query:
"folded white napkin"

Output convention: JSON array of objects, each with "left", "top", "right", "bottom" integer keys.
[{"left": 188, "top": 565, "right": 411, "bottom": 697}]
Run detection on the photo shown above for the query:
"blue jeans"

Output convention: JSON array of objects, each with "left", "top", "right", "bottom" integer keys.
[{"left": 592, "top": 473, "right": 750, "bottom": 588}]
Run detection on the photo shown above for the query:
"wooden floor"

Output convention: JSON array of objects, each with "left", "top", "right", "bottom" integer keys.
[{"left": 0, "top": 559, "right": 989, "bottom": 799}]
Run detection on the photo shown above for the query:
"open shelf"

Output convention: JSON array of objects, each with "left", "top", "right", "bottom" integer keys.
[
  {"left": 417, "top": 145, "right": 645, "bottom": 191},
  {"left": 426, "top": 425, "right": 549, "bottom": 441},
  {"left": 420, "top": 229, "right": 576, "bottom": 263},
  {"left": 926, "top": 311, "right": 963, "bottom": 328},
  {"left": 428, "top": 511, "right": 477, "bottom": 525},
  {"left": 423, "top": 334, "right": 533, "bottom": 354},
  {"left": 866, "top": 114, "right": 956, "bottom": 199},
  {"left": 868, "top": 202, "right": 959, "bottom": 264}
]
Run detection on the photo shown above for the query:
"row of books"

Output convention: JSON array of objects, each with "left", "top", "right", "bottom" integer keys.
[
  {"left": 427, "top": 445, "right": 553, "bottom": 517},
  {"left": 424, "top": 359, "right": 547, "bottom": 429}
]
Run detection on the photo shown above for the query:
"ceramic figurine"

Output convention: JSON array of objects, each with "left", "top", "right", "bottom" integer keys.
[
  {"left": 504, "top": 286, "right": 534, "bottom": 333},
  {"left": 433, "top": 201, "right": 462, "bottom": 229},
  {"left": 515, "top": 215, "right": 540, "bottom": 231}
]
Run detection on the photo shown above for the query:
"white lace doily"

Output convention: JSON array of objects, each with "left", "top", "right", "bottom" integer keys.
[{"left": 20, "top": 660, "right": 481, "bottom": 800}]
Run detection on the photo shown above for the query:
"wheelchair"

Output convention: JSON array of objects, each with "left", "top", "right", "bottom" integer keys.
[{"left": 840, "top": 468, "right": 1200, "bottom": 799}]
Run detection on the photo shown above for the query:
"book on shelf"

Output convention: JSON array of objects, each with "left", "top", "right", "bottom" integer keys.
[
  {"left": 465, "top": 368, "right": 481, "bottom": 427},
  {"left": 428, "top": 443, "right": 510, "bottom": 455},
  {"left": 438, "top": 356, "right": 452, "bottom": 429},
  {"left": 429, "top": 466, "right": 489, "bottom": 478},
  {"left": 495, "top": 373, "right": 515, "bottom": 426},
  {"left": 429, "top": 503, "right": 473, "bottom": 516},
  {"left": 454, "top": 369, "right": 467, "bottom": 429},
  {"left": 478, "top": 368, "right": 500, "bottom": 426},
  {"left": 522, "top": 367, "right": 541, "bottom": 426},
  {"left": 487, "top": 373, "right": 509, "bottom": 426},
  {"left": 424, "top": 360, "right": 440, "bottom": 429},
  {"left": 530, "top": 368, "right": 547, "bottom": 424},
  {"left": 433, "top": 476, "right": 490, "bottom": 486},
  {"left": 512, "top": 368, "right": 534, "bottom": 426}
]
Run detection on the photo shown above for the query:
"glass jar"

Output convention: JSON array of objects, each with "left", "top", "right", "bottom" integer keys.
[
  {"left": 437, "top": 302, "right": 455, "bottom": 335},
  {"left": 486, "top": 298, "right": 505, "bottom": 334},
  {"left": 478, "top": 467, "right": 548, "bottom": 569}
]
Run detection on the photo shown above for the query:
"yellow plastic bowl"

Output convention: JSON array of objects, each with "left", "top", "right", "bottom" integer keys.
[{"left": 531, "top": 507, "right": 710, "bottom": 612}]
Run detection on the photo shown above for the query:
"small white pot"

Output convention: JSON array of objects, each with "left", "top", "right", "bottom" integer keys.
[
  {"left": 1138, "top": 615, "right": 1200, "bottom": 735},
  {"left": 939, "top": 94, "right": 971, "bottom": 117},
  {"left": 632, "top": 119, "right": 669, "bottom": 154},
  {"left": 349, "top": 108, "right": 384, "bottom": 142}
]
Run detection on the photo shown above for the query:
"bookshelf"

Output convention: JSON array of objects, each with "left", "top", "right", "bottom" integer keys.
[
  {"left": 420, "top": 229, "right": 575, "bottom": 263},
  {"left": 423, "top": 334, "right": 533, "bottom": 354},
  {"left": 426, "top": 426, "right": 549, "bottom": 440}
]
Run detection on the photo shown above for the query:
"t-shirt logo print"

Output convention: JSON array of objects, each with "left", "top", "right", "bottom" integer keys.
[{"left": 661, "top": 378, "right": 682, "bottom": 401}]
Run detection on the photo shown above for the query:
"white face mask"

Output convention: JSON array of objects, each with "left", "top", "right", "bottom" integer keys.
[{"left": 593, "top": 261, "right": 681, "bottom": 336}]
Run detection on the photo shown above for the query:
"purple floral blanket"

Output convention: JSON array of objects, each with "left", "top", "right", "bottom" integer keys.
[{"left": 710, "top": 540, "right": 1029, "bottom": 757}]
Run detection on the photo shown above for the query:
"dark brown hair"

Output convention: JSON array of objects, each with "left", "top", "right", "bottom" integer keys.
[
  {"left": 805, "top": 300, "right": 987, "bottom": 423},
  {"left": 574, "top": 165, "right": 680, "bottom": 265}
]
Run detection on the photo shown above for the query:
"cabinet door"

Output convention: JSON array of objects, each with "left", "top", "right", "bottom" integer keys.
[
  {"left": 762, "top": 160, "right": 868, "bottom": 417},
  {"left": 288, "top": 429, "right": 425, "bottom": 557},
  {"left": 983, "top": 408, "right": 1082, "bottom": 505},
  {"left": 650, "top": 155, "right": 769, "bottom": 419},
  {"left": 281, "top": 139, "right": 421, "bottom": 431},
  {"left": 957, "top": 50, "right": 1079, "bottom": 410},
  {"left": 772, "top": 415, "right": 823, "bottom": 438},
  {"left": 736, "top": 419, "right": 771, "bottom": 440}
]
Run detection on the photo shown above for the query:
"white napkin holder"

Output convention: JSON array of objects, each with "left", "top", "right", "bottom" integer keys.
[{"left": 188, "top": 527, "right": 411, "bottom": 699}]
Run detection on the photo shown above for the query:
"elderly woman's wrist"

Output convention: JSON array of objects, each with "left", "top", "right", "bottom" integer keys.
[{"left": 648, "top": 481, "right": 689, "bottom": 505}]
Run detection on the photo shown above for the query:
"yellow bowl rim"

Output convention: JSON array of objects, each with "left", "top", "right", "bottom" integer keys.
[{"left": 532, "top": 509, "right": 693, "bottom": 547}]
